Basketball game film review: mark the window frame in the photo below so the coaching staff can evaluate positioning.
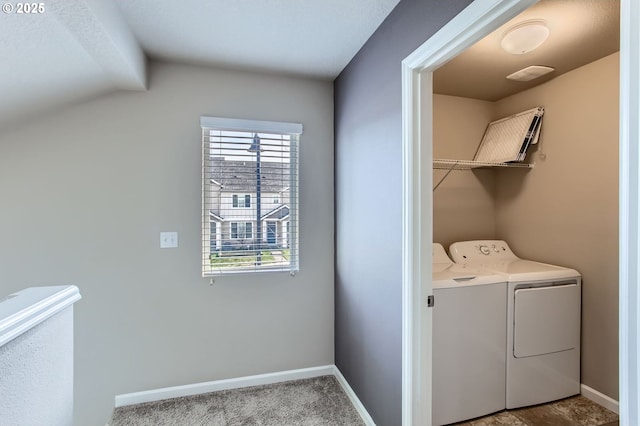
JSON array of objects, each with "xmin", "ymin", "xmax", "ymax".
[
  {"xmin": 210, "ymin": 221, "xmax": 217, "ymax": 252},
  {"xmin": 230, "ymin": 221, "xmax": 253, "ymax": 240},
  {"xmin": 201, "ymin": 117, "xmax": 302, "ymax": 277},
  {"xmin": 232, "ymin": 194, "xmax": 251, "ymax": 208}
]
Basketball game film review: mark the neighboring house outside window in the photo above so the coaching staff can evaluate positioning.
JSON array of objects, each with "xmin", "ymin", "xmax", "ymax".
[{"xmin": 201, "ymin": 117, "xmax": 301, "ymax": 276}]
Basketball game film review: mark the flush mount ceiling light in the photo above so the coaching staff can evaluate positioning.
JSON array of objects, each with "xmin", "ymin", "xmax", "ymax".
[{"xmin": 501, "ymin": 20, "xmax": 549, "ymax": 55}]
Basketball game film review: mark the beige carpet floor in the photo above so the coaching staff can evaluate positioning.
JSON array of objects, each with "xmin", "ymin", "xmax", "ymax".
[{"xmin": 108, "ymin": 375, "xmax": 365, "ymax": 426}]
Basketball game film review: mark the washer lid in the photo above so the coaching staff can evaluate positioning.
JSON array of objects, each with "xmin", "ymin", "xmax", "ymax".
[
  {"xmin": 433, "ymin": 263, "xmax": 505, "ymax": 288},
  {"xmin": 433, "ymin": 243, "xmax": 506, "ymax": 288},
  {"xmin": 476, "ymin": 259, "xmax": 579, "ymax": 282}
]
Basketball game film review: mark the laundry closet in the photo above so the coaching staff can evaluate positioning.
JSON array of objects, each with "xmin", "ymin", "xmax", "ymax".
[{"xmin": 428, "ymin": 0, "xmax": 620, "ymax": 422}]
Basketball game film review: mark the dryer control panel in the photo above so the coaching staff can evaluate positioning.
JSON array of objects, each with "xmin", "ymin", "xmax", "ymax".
[{"xmin": 449, "ymin": 240, "xmax": 518, "ymax": 263}]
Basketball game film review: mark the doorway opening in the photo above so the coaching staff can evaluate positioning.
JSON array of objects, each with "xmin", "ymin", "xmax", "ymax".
[{"xmin": 400, "ymin": 0, "xmax": 638, "ymax": 425}]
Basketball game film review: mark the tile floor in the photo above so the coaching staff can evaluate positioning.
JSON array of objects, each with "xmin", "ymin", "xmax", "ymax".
[{"xmin": 452, "ymin": 396, "xmax": 618, "ymax": 426}]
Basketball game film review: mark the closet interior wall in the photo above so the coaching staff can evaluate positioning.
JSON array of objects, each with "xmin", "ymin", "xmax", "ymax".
[
  {"xmin": 432, "ymin": 94, "xmax": 497, "ymax": 248},
  {"xmin": 432, "ymin": 52, "xmax": 620, "ymax": 401}
]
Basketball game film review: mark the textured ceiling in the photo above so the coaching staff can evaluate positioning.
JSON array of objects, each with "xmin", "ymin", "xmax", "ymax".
[
  {"xmin": 113, "ymin": 0, "xmax": 402, "ymax": 79},
  {"xmin": 1, "ymin": 0, "xmax": 619, "ymax": 131},
  {"xmin": 434, "ymin": 0, "xmax": 620, "ymax": 102},
  {"xmin": 0, "ymin": 0, "xmax": 146, "ymax": 130},
  {"xmin": 0, "ymin": 0, "xmax": 401, "ymax": 131}
]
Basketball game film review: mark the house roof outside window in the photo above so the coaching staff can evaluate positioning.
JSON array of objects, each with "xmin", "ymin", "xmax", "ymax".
[{"xmin": 210, "ymin": 157, "xmax": 290, "ymax": 193}]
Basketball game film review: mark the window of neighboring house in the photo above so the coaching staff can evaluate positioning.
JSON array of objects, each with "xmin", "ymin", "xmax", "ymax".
[
  {"xmin": 201, "ymin": 116, "xmax": 301, "ymax": 276},
  {"xmin": 232, "ymin": 194, "xmax": 251, "ymax": 208},
  {"xmin": 286, "ymin": 221, "xmax": 290, "ymax": 248},
  {"xmin": 210, "ymin": 221, "xmax": 217, "ymax": 252},
  {"xmin": 230, "ymin": 222, "xmax": 253, "ymax": 239}
]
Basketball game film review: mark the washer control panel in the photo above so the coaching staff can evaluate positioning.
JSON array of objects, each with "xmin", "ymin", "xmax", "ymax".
[{"xmin": 449, "ymin": 240, "xmax": 518, "ymax": 263}]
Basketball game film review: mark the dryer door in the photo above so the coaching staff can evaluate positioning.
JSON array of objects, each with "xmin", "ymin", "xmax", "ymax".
[{"xmin": 513, "ymin": 282, "xmax": 580, "ymax": 358}]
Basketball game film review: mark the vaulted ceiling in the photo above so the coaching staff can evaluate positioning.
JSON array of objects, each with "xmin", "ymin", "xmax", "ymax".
[{"xmin": 0, "ymin": 0, "xmax": 401, "ymax": 130}]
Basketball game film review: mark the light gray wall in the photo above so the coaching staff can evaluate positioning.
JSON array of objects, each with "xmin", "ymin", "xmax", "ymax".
[
  {"xmin": 334, "ymin": 1, "xmax": 473, "ymax": 424},
  {"xmin": 0, "ymin": 61, "xmax": 335, "ymax": 425}
]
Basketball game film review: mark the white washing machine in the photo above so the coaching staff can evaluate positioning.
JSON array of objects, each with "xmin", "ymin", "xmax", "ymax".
[
  {"xmin": 431, "ymin": 243, "xmax": 507, "ymax": 425},
  {"xmin": 449, "ymin": 240, "xmax": 581, "ymax": 409}
]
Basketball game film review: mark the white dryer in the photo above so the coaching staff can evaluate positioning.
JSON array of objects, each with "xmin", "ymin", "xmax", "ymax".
[
  {"xmin": 449, "ymin": 240, "xmax": 581, "ymax": 409},
  {"xmin": 431, "ymin": 243, "xmax": 507, "ymax": 425}
]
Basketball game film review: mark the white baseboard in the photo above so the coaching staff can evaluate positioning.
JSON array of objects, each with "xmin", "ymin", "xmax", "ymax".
[
  {"xmin": 114, "ymin": 364, "xmax": 376, "ymax": 425},
  {"xmin": 115, "ymin": 365, "xmax": 334, "ymax": 407},
  {"xmin": 333, "ymin": 366, "xmax": 376, "ymax": 426},
  {"xmin": 581, "ymin": 384, "xmax": 619, "ymax": 414}
]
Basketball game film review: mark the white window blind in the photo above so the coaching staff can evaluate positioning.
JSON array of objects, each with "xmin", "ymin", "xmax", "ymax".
[{"xmin": 201, "ymin": 117, "xmax": 301, "ymax": 276}]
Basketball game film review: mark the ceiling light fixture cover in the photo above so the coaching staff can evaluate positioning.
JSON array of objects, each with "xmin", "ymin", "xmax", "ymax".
[
  {"xmin": 507, "ymin": 65, "xmax": 555, "ymax": 82},
  {"xmin": 501, "ymin": 20, "xmax": 550, "ymax": 55}
]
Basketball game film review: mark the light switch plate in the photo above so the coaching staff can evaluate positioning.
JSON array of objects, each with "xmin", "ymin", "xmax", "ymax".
[{"xmin": 160, "ymin": 232, "xmax": 178, "ymax": 248}]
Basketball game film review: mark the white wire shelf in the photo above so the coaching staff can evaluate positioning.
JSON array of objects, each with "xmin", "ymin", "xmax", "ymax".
[
  {"xmin": 433, "ymin": 159, "xmax": 534, "ymax": 191},
  {"xmin": 433, "ymin": 159, "xmax": 534, "ymax": 170}
]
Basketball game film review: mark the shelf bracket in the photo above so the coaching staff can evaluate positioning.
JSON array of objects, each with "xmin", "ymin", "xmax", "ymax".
[{"xmin": 433, "ymin": 161, "xmax": 458, "ymax": 191}]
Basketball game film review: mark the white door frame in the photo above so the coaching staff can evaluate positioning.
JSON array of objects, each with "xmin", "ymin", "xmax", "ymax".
[
  {"xmin": 618, "ymin": 0, "xmax": 640, "ymax": 424},
  {"xmin": 400, "ymin": 0, "xmax": 640, "ymax": 425}
]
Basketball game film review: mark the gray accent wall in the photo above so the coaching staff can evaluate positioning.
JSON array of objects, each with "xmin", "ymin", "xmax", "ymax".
[{"xmin": 334, "ymin": 1, "xmax": 473, "ymax": 424}]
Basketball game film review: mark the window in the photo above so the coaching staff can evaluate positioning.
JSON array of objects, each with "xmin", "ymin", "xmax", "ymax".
[
  {"xmin": 230, "ymin": 222, "xmax": 252, "ymax": 239},
  {"xmin": 232, "ymin": 194, "xmax": 251, "ymax": 208},
  {"xmin": 210, "ymin": 221, "xmax": 217, "ymax": 252},
  {"xmin": 201, "ymin": 117, "xmax": 301, "ymax": 276}
]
